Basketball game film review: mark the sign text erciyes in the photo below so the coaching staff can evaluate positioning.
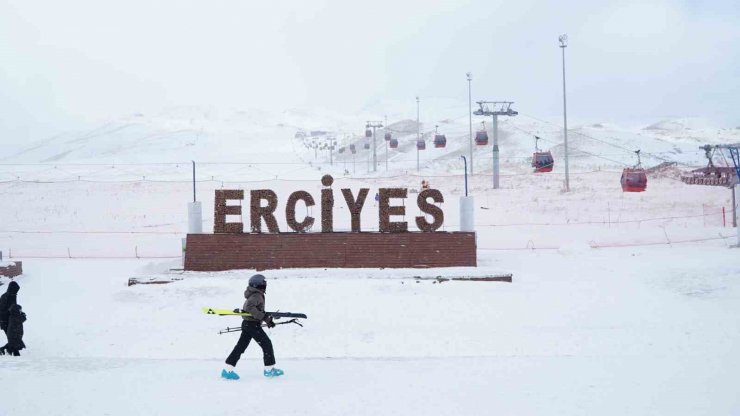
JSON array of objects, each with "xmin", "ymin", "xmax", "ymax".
[{"xmin": 214, "ymin": 175, "xmax": 444, "ymax": 233}]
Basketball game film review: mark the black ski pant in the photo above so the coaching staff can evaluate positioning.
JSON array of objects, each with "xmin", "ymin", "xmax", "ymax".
[{"xmin": 225, "ymin": 320, "xmax": 275, "ymax": 367}]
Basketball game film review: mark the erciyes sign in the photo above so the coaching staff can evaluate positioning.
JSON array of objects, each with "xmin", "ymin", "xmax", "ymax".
[{"xmin": 214, "ymin": 175, "xmax": 444, "ymax": 234}]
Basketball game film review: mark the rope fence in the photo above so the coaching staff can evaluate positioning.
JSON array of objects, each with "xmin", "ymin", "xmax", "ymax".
[
  {"xmin": 4, "ymin": 247, "xmax": 180, "ymax": 260},
  {"xmin": 3, "ymin": 232, "xmax": 734, "ymax": 260}
]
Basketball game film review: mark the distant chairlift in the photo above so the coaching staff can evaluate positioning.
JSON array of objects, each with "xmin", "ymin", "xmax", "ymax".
[
  {"xmin": 475, "ymin": 121, "xmax": 489, "ymax": 145},
  {"xmin": 365, "ymin": 129, "xmax": 372, "ymax": 138},
  {"xmin": 531, "ymin": 136, "xmax": 554, "ymax": 173},
  {"xmin": 417, "ymin": 138, "xmax": 426, "ymax": 150},
  {"xmin": 384, "ymin": 131, "xmax": 392, "ymax": 141},
  {"xmin": 338, "ymin": 146, "xmax": 345, "ymax": 154},
  {"xmin": 364, "ymin": 141, "xmax": 370, "ymax": 150},
  {"xmin": 389, "ymin": 138, "xmax": 399, "ymax": 148},
  {"xmin": 621, "ymin": 150, "xmax": 648, "ymax": 192},
  {"xmin": 350, "ymin": 144, "xmax": 357, "ymax": 154},
  {"xmin": 433, "ymin": 125, "xmax": 447, "ymax": 148}
]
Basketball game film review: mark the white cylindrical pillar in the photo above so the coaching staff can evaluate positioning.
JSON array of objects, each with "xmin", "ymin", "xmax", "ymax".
[
  {"xmin": 188, "ymin": 201, "xmax": 203, "ymax": 234},
  {"xmin": 459, "ymin": 196, "xmax": 475, "ymax": 232}
]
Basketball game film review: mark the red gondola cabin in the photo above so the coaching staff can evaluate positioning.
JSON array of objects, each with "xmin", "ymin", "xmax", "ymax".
[
  {"xmin": 475, "ymin": 129, "xmax": 488, "ymax": 145},
  {"xmin": 621, "ymin": 168, "xmax": 647, "ymax": 192},
  {"xmin": 433, "ymin": 134, "xmax": 447, "ymax": 148},
  {"xmin": 532, "ymin": 151, "xmax": 554, "ymax": 173}
]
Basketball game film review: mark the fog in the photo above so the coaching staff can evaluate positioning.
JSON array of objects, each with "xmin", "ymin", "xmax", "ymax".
[{"xmin": 1, "ymin": 0, "xmax": 738, "ymax": 145}]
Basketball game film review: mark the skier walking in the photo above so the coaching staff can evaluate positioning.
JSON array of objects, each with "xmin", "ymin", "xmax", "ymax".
[
  {"xmin": 0, "ymin": 281, "xmax": 20, "ymax": 354},
  {"xmin": 222, "ymin": 274, "xmax": 284, "ymax": 380}
]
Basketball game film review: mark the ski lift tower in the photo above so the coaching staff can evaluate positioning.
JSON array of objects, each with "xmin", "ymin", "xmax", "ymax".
[
  {"xmin": 716, "ymin": 144, "xmax": 740, "ymax": 247},
  {"xmin": 474, "ymin": 101, "xmax": 518, "ymax": 189},
  {"xmin": 366, "ymin": 121, "xmax": 383, "ymax": 173}
]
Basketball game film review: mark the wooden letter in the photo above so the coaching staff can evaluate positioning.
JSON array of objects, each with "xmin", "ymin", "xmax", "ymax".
[
  {"xmin": 214, "ymin": 190, "xmax": 244, "ymax": 233},
  {"xmin": 379, "ymin": 188, "xmax": 408, "ymax": 233},
  {"xmin": 321, "ymin": 175, "xmax": 334, "ymax": 232},
  {"xmin": 250, "ymin": 190, "xmax": 280, "ymax": 233},
  {"xmin": 342, "ymin": 188, "xmax": 369, "ymax": 232},
  {"xmin": 415, "ymin": 189, "xmax": 444, "ymax": 231},
  {"xmin": 285, "ymin": 191, "xmax": 315, "ymax": 232}
]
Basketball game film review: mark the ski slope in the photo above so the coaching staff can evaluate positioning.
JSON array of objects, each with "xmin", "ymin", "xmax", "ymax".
[{"xmin": 1, "ymin": 244, "xmax": 739, "ymax": 415}]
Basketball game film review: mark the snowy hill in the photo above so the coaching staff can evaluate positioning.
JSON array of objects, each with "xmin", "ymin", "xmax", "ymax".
[{"xmin": 3, "ymin": 107, "xmax": 739, "ymax": 176}]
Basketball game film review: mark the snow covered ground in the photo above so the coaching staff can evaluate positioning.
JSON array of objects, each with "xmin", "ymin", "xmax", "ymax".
[
  {"xmin": 1, "ymin": 244, "xmax": 739, "ymax": 415},
  {"xmin": 1, "ymin": 108, "xmax": 739, "ymax": 415}
]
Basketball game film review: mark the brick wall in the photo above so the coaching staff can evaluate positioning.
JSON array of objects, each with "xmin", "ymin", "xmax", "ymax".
[
  {"xmin": 185, "ymin": 232, "xmax": 476, "ymax": 271},
  {"xmin": 0, "ymin": 261, "xmax": 22, "ymax": 278}
]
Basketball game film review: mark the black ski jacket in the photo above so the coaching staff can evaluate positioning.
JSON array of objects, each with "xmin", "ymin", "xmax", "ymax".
[{"xmin": 0, "ymin": 281, "xmax": 19, "ymax": 331}]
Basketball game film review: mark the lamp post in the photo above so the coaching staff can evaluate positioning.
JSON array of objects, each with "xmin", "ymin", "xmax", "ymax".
[
  {"xmin": 416, "ymin": 96, "xmax": 420, "ymax": 172},
  {"xmin": 329, "ymin": 137, "xmax": 335, "ymax": 166},
  {"xmin": 560, "ymin": 34, "xmax": 571, "ymax": 192},
  {"xmin": 384, "ymin": 115, "xmax": 388, "ymax": 172},
  {"xmin": 474, "ymin": 101, "xmax": 518, "ymax": 189},
  {"xmin": 366, "ymin": 121, "xmax": 384, "ymax": 173},
  {"xmin": 467, "ymin": 72, "xmax": 473, "ymax": 175}
]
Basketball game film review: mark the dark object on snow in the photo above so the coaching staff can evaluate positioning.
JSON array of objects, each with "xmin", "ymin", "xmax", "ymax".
[
  {"xmin": 5, "ymin": 303, "xmax": 26, "ymax": 355},
  {"xmin": 0, "ymin": 281, "xmax": 19, "ymax": 331}
]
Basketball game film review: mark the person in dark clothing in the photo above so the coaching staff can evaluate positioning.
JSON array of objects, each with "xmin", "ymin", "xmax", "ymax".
[
  {"xmin": 0, "ymin": 281, "xmax": 20, "ymax": 354},
  {"xmin": 221, "ymin": 274, "xmax": 283, "ymax": 380},
  {"xmin": 4, "ymin": 303, "xmax": 26, "ymax": 356}
]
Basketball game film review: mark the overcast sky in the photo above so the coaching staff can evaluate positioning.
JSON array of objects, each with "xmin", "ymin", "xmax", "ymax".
[{"xmin": 1, "ymin": 0, "xmax": 738, "ymax": 144}]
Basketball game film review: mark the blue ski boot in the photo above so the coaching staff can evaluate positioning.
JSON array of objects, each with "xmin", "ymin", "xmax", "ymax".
[
  {"xmin": 221, "ymin": 369, "xmax": 240, "ymax": 380},
  {"xmin": 263, "ymin": 367, "xmax": 284, "ymax": 378}
]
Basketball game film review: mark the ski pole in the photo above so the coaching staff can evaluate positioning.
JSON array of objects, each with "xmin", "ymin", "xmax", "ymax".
[{"xmin": 218, "ymin": 319, "xmax": 304, "ymax": 334}]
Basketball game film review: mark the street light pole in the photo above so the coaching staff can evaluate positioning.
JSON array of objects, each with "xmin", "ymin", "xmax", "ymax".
[
  {"xmin": 384, "ymin": 115, "xmax": 388, "ymax": 172},
  {"xmin": 560, "ymin": 34, "xmax": 571, "ymax": 192},
  {"xmin": 329, "ymin": 138, "xmax": 334, "ymax": 166},
  {"xmin": 492, "ymin": 114, "xmax": 499, "ymax": 188},
  {"xmin": 467, "ymin": 72, "xmax": 473, "ymax": 175},
  {"xmin": 416, "ymin": 96, "xmax": 420, "ymax": 173}
]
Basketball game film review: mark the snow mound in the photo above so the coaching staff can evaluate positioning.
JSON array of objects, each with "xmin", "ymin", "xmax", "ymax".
[{"xmin": 643, "ymin": 117, "xmax": 713, "ymax": 132}]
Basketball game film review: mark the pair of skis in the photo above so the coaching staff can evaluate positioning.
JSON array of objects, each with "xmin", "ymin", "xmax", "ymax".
[
  {"xmin": 202, "ymin": 307, "xmax": 307, "ymax": 319},
  {"xmin": 202, "ymin": 307, "xmax": 307, "ymax": 334}
]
